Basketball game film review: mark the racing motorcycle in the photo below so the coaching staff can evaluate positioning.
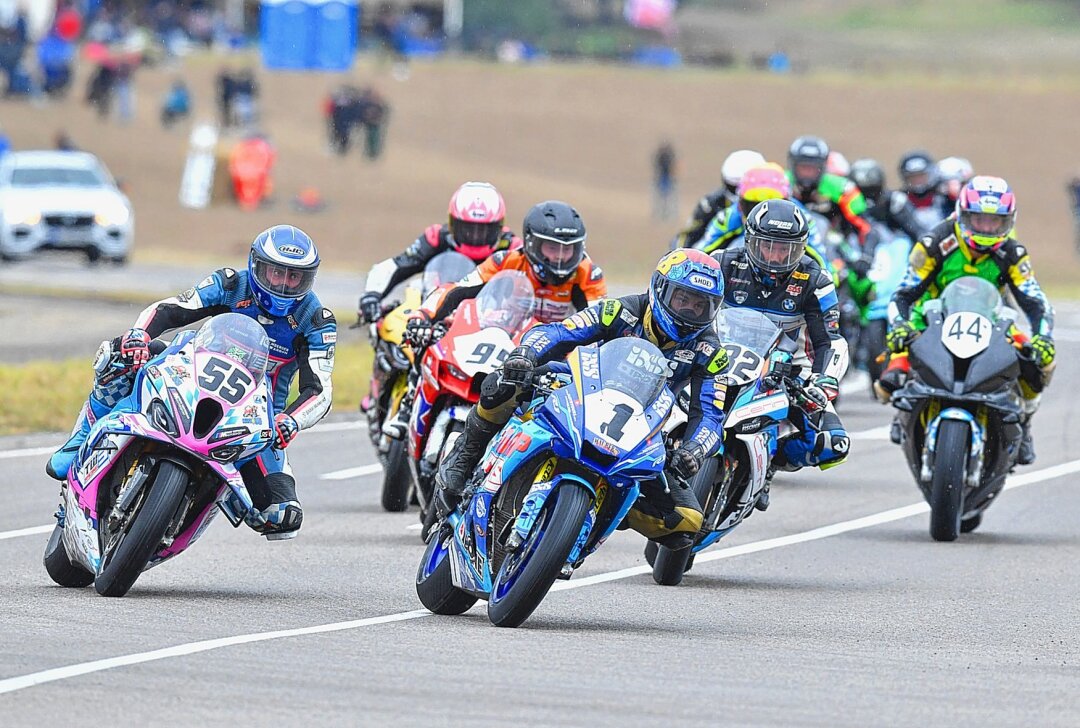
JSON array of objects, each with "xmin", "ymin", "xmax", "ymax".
[
  {"xmin": 408, "ymin": 270, "xmax": 538, "ymax": 529},
  {"xmin": 890, "ymin": 277, "xmax": 1027, "ymax": 541},
  {"xmin": 862, "ymin": 225, "xmax": 912, "ymax": 387},
  {"xmin": 43, "ymin": 314, "xmax": 279, "ymax": 597},
  {"xmin": 361, "ymin": 251, "xmax": 474, "ymax": 512},
  {"xmin": 416, "ymin": 338, "xmax": 676, "ymax": 628},
  {"xmin": 648, "ymin": 308, "xmax": 802, "ymax": 585}
]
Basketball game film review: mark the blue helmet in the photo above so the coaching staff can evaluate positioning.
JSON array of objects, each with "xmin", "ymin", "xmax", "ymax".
[
  {"xmin": 248, "ymin": 225, "xmax": 320, "ymax": 316},
  {"xmin": 648, "ymin": 249, "xmax": 724, "ymax": 343}
]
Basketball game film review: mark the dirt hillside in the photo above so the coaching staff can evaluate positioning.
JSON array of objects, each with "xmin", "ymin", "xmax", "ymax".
[{"xmin": 3, "ymin": 56, "xmax": 1080, "ymax": 289}]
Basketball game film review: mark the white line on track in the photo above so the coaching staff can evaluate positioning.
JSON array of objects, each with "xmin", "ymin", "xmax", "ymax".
[
  {"xmin": 0, "ymin": 525, "xmax": 52, "ymax": 541},
  {"xmin": 319, "ymin": 464, "xmax": 383, "ymax": 481},
  {"xmin": 1, "ymin": 456, "xmax": 1076, "ymax": 696}
]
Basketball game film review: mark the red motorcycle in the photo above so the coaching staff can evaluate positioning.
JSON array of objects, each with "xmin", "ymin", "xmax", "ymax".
[{"xmin": 406, "ymin": 270, "xmax": 538, "ymax": 527}]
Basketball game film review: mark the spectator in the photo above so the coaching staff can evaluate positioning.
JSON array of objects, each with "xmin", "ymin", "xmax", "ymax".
[
  {"xmin": 326, "ymin": 85, "xmax": 358, "ymax": 156},
  {"xmin": 653, "ymin": 141, "xmax": 678, "ymax": 221},
  {"xmin": 85, "ymin": 62, "xmax": 116, "ymax": 118},
  {"xmin": 215, "ymin": 65, "xmax": 234, "ymax": 127},
  {"xmin": 357, "ymin": 86, "xmax": 390, "ymax": 161},
  {"xmin": 0, "ymin": 8, "xmax": 29, "ymax": 96},
  {"xmin": 160, "ymin": 77, "xmax": 191, "ymax": 128},
  {"xmin": 230, "ymin": 68, "xmax": 259, "ymax": 129},
  {"xmin": 38, "ymin": 32, "xmax": 75, "ymax": 98}
]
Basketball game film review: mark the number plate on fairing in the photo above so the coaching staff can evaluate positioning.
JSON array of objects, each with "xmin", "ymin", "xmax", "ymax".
[{"xmin": 941, "ymin": 312, "xmax": 992, "ymax": 359}]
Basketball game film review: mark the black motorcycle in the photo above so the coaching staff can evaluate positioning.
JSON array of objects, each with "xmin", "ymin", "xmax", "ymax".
[{"xmin": 891, "ymin": 277, "xmax": 1029, "ymax": 541}]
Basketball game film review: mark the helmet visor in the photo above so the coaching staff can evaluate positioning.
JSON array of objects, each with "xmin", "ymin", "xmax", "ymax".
[
  {"xmin": 450, "ymin": 219, "xmax": 501, "ymax": 250},
  {"xmin": 252, "ymin": 259, "xmax": 317, "ymax": 300},
  {"xmin": 961, "ymin": 210, "xmax": 1013, "ymax": 238},
  {"xmin": 526, "ymin": 233, "xmax": 585, "ymax": 277},
  {"xmin": 746, "ymin": 232, "xmax": 806, "ymax": 274},
  {"xmin": 658, "ymin": 279, "xmax": 721, "ymax": 329},
  {"xmin": 793, "ymin": 161, "xmax": 823, "ymax": 187}
]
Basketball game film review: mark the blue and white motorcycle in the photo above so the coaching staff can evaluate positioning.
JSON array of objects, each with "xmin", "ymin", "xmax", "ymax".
[
  {"xmin": 863, "ymin": 224, "xmax": 913, "ymax": 387},
  {"xmin": 649, "ymin": 307, "xmax": 801, "ymax": 585},
  {"xmin": 415, "ymin": 338, "xmax": 675, "ymax": 628}
]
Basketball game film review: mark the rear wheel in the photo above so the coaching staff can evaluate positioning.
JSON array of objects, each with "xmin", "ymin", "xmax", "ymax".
[
  {"xmin": 415, "ymin": 530, "xmax": 477, "ymax": 615},
  {"xmin": 43, "ymin": 523, "xmax": 94, "ymax": 587},
  {"xmin": 960, "ymin": 512, "xmax": 983, "ymax": 534},
  {"xmin": 929, "ymin": 420, "xmax": 968, "ymax": 542},
  {"xmin": 652, "ymin": 457, "xmax": 718, "ymax": 586},
  {"xmin": 488, "ymin": 485, "xmax": 591, "ymax": 628},
  {"xmin": 380, "ymin": 437, "xmax": 412, "ymax": 512},
  {"xmin": 95, "ymin": 460, "xmax": 188, "ymax": 597}
]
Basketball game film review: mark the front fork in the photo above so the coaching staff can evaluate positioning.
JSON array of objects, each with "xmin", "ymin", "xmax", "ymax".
[{"xmin": 921, "ymin": 407, "xmax": 985, "ymax": 489}]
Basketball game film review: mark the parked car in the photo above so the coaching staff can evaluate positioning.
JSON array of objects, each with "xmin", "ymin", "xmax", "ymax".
[{"xmin": 0, "ymin": 151, "xmax": 133, "ymax": 264}]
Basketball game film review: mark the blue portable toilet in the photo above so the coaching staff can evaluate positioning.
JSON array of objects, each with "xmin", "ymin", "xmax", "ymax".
[{"xmin": 261, "ymin": 0, "xmax": 359, "ymax": 72}]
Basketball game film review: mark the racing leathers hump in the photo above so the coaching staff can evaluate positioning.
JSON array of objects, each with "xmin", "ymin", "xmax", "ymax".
[
  {"xmin": 518, "ymin": 295, "xmax": 729, "ymax": 458},
  {"xmin": 133, "ymin": 267, "xmax": 335, "ymax": 430},
  {"xmin": 422, "ymin": 249, "xmax": 607, "ymax": 324},
  {"xmin": 363, "ymin": 223, "xmax": 521, "ymax": 302},
  {"xmin": 715, "ymin": 248, "xmax": 849, "ymax": 382},
  {"xmin": 888, "ymin": 217, "xmax": 1054, "ymax": 337}
]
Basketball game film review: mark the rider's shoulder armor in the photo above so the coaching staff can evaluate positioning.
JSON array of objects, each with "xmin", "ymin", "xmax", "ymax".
[{"xmin": 919, "ymin": 217, "xmax": 961, "ymax": 261}]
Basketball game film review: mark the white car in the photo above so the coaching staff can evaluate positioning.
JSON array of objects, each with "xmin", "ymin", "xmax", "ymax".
[{"xmin": 0, "ymin": 150, "xmax": 134, "ymax": 264}]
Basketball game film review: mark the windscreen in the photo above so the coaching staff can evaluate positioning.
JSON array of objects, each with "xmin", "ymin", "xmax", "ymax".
[
  {"xmin": 10, "ymin": 166, "xmax": 106, "ymax": 187},
  {"xmin": 192, "ymin": 313, "xmax": 271, "ymax": 380},
  {"xmin": 714, "ymin": 307, "xmax": 782, "ymax": 356},
  {"xmin": 421, "ymin": 251, "xmax": 475, "ymax": 296},
  {"xmin": 941, "ymin": 277, "xmax": 1001, "ymax": 321},
  {"xmin": 476, "ymin": 270, "xmax": 536, "ymax": 333},
  {"xmin": 597, "ymin": 338, "xmax": 668, "ymax": 407}
]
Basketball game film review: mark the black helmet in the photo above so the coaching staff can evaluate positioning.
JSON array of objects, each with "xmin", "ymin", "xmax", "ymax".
[
  {"xmin": 850, "ymin": 158, "xmax": 886, "ymax": 203},
  {"xmin": 522, "ymin": 200, "xmax": 586, "ymax": 285},
  {"xmin": 787, "ymin": 135, "xmax": 830, "ymax": 190},
  {"xmin": 898, "ymin": 150, "xmax": 937, "ymax": 196},
  {"xmin": 744, "ymin": 199, "xmax": 809, "ymax": 276}
]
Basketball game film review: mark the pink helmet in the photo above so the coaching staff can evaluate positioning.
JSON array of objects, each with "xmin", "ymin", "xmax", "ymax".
[
  {"xmin": 736, "ymin": 163, "xmax": 791, "ymax": 218},
  {"xmin": 447, "ymin": 181, "xmax": 507, "ymax": 260},
  {"xmin": 826, "ymin": 150, "xmax": 851, "ymax": 177}
]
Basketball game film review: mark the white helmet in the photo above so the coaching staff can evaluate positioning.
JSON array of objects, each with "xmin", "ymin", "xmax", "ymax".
[{"xmin": 721, "ymin": 149, "xmax": 767, "ymax": 194}]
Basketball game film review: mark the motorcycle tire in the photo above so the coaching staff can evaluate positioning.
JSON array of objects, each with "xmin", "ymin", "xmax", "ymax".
[
  {"xmin": 488, "ymin": 485, "xmax": 591, "ymax": 628},
  {"xmin": 960, "ymin": 512, "xmax": 983, "ymax": 534},
  {"xmin": 43, "ymin": 523, "xmax": 94, "ymax": 588},
  {"xmin": 380, "ymin": 437, "xmax": 412, "ymax": 512},
  {"xmin": 652, "ymin": 457, "xmax": 718, "ymax": 586},
  {"xmin": 415, "ymin": 530, "xmax": 478, "ymax": 616},
  {"xmin": 929, "ymin": 419, "xmax": 968, "ymax": 542},
  {"xmin": 95, "ymin": 460, "xmax": 188, "ymax": 597}
]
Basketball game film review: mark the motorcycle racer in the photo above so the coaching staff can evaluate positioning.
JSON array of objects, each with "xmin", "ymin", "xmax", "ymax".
[
  {"xmin": 671, "ymin": 149, "xmax": 766, "ymax": 249},
  {"xmin": 47, "ymin": 225, "xmax": 334, "ymax": 539},
  {"xmin": 714, "ymin": 199, "xmax": 851, "ymax": 473},
  {"xmin": 356, "ymin": 181, "xmax": 521, "ymax": 324},
  {"xmin": 435, "ymin": 248, "xmax": 731, "ymax": 550},
  {"xmin": 849, "ymin": 158, "xmax": 927, "ymax": 243},
  {"xmin": 786, "ymin": 135, "xmax": 875, "ymax": 245},
  {"xmin": 879, "ymin": 176, "xmax": 1054, "ymax": 464}
]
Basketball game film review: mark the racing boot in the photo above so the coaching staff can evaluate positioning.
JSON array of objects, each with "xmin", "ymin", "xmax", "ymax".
[
  {"xmin": 628, "ymin": 479, "xmax": 704, "ymax": 552},
  {"xmin": 434, "ymin": 409, "xmax": 501, "ymax": 515},
  {"xmin": 1017, "ymin": 417, "xmax": 1036, "ymax": 466},
  {"xmin": 256, "ymin": 473, "xmax": 303, "ymax": 541},
  {"xmin": 46, "ymin": 397, "xmax": 109, "ymax": 481}
]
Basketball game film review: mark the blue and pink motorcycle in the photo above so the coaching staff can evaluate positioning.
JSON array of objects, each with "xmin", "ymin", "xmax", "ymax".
[{"xmin": 415, "ymin": 337, "xmax": 675, "ymax": 628}]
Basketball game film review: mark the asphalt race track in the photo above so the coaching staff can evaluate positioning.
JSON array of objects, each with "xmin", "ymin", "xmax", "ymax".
[{"xmin": 1, "ymin": 320, "xmax": 1078, "ymax": 725}]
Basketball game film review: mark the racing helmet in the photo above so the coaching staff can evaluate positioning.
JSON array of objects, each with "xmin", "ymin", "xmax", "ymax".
[
  {"xmin": 721, "ymin": 149, "xmax": 767, "ymax": 196},
  {"xmin": 937, "ymin": 156, "xmax": 975, "ymax": 202},
  {"xmin": 744, "ymin": 199, "xmax": 810, "ymax": 276},
  {"xmin": 736, "ymin": 163, "xmax": 791, "ymax": 219},
  {"xmin": 898, "ymin": 150, "xmax": 938, "ymax": 196},
  {"xmin": 787, "ymin": 135, "xmax": 830, "ymax": 190},
  {"xmin": 522, "ymin": 200, "xmax": 586, "ymax": 285},
  {"xmin": 826, "ymin": 150, "xmax": 851, "ymax": 178},
  {"xmin": 850, "ymin": 158, "xmax": 886, "ymax": 204},
  {"xmin": 955, "ymin": 175, "xmax": 1016, "ymax": 253},
  {"xmin": 248, "ymin": 225, "xmax": 320, "ymax": 317},
  {"xmin": 649, "ymin": 249, "xmax": 725, "ymax": 343},
  {"xmin": 448, "ymin": 181, "xmax": 507, "ymax": 261}
]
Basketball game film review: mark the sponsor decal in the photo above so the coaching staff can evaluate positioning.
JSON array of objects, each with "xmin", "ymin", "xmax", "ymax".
[
  {"xmin": 673, "ymin": 349, "xmax": 694, "ymax": 363},
  {"xmin": 620, "ymin": 309, "xmax": 639, "ymax": 325},
  {"xmin": 278, "ymin": 244, "xmax": 306, "ymax": 257},
  {"xmin": 325, "ymin": 345, "xmax": 335, "ymax": 360},
  {"xmin": 211, "ymin": 426, "xmax": 250, "ymax": 443},
  {"xmin": 786, "ymin": 284, "xmax": 803, "ymax": 296},
  {"xmin": 832, "ymin": 435, "xmax": 850, "ymax": 454},
  {"xmin": 474, "ymin": 497, "xmax": 487, "ymax": 518},
  {"xmin": 197, "ymin": 275, "xmax": 216, "ymax": 289},
  {"xmin": 696, "ymin": 341, "xmax": 715, "ymax": 357},
  {"xmin": 322, "ymin": 332, "xmax": 337, "ymax": 344},
  {"xmin": 235, "ymin": 299, "xmax": 254, "ymax": 309},
  {"xmin": 601, "ymin": 299, "xmax": 621, "ymax": 326},
  {"xmin": 591, "ymin": 437, "xmax": 619, "ymax": 456},
  {"xmin": 243, "ymin": 405, "xmax": 258, "ymax": 418},
  {"xmin": 791, "ymin": 270, "xmax": 810, "ymax": 280},
  {"xmin": 176, "ymin": 288, "xmax": 197, "ymax": 303},
  {"xmin": 590, "ymin": 265, "xmax": 604, "ymax": 281},
  {"xmin": 940, "ymin": 236, "xmax": 959, "ymax": 256},
  {"xmin": 767, "ymin": 220, "xmax": 794, "ymax": 230},
  {"xmin": 580, "ymin": 350, "xmax": 600, "ymax": 379},
  {"xmin": 287, "ymin": 315, "xmax": 299, "ymax": 330},
  {"xmin": 782, "ymin": 298, "xmax": 797, "ymax": 312},
  {"xmin": 688, "ymin": 273, "xmax": 716, "ymax": 290},
  {"xmin": 147, "ymin": 365, "xmax": 161, "ymax": 378}
]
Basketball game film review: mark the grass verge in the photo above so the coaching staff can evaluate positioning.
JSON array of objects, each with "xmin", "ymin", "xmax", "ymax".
[{"xmin": 0, "ymin": 341, "xmax": 372, "ymax": 436}]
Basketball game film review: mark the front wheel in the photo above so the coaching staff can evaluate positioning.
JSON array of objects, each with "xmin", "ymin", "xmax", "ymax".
[
  {"xmin": 95, "ymin": 460, "xmax": 188, "ymax": 597},
  {"xmin": 929, "ymin": 420, "xmax": 969, "ymax": 542},
  {"xmin": 415, "ymin": 530, "xmax": 477, "ymax": 615},
  {"xmin": 380, "ymin": 437, "xmax": 412, "ymax": 512},
  {"xmin": 652, "ymin": 457, "xmax": 718, "ymax": 586},
  {"xmin": 43, "ymin": 523, "xmax": 94, "ymax": 587},
  {"xmin": 488, "ymin": 485, "xmax": 592, "ymax": 628}
]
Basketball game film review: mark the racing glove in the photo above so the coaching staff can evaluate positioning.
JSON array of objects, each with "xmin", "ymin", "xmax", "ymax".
[
  {"xmin": 358, "ymin": 293, "xmax": 382, "ymax": 325},
  {"xmin": 403, "ymin": 312, "xmax": 434, "ymax": 348},
  {"xmin": 119, "ymin": 328, "xmax": 152, "ymax": 369},
  {"xmin": 799, "ymin": 374, "xmax": 839, "ymax": 413},
  {"xmin": 1031, "ymin": 334, "xmax": 1055, "ymax": 368},
  {"xmin": 886, "ymin": 320, "xmax": 919, "ymax": 354},
  {"xmin": 666, "ymin": 441, "xmax": 704, "ymax": 483},
  {"xmin": 273, "ymin": 413, "xmax": 300, "ymax": 449},
  {"xmin": 501, "ymin": 346, "xmax": 538, "ymax": 385}
]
